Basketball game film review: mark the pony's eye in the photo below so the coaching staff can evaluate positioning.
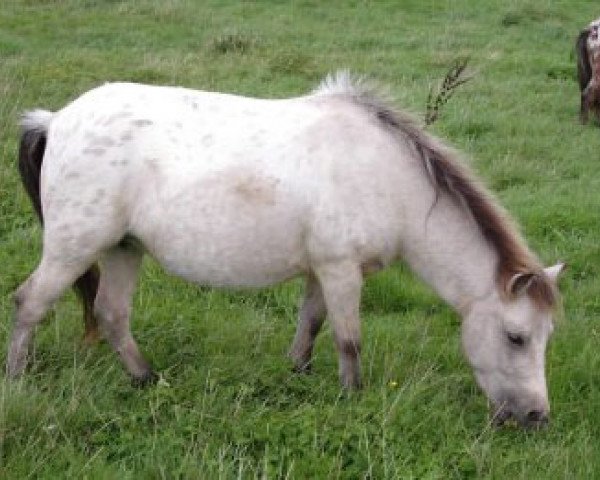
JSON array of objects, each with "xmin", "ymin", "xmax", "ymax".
[{"xmin": 507, "ymin": 333, "xmax": 525, "ymax": 347}]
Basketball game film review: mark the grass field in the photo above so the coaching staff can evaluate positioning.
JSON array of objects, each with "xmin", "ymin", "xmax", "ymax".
[{"xmin": 1, "ymin": 1, "xmax": 600, "ymax": 478}]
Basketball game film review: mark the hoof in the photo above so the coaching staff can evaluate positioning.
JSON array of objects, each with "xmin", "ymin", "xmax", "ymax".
[
  {"xmin": 5, "ymin": 365, "xmax": 25, "ymax": 379},
  {"xmin": 342, "ymin": 381, "xmax": 363, "ymax": 391},
  {"xmin": 292, "ymin": 362, "xmax": 312, "ymax": 374},
  {"xmin": 82, "ymin": 328, "xmax": 103, "ymax": 346},
  {"xmin": 5, "ymin": 354, "xmax": 28, "ymax": 379},
  {"xmin": 130, "ymin": 370, "xmax": 159, "ymax": 388},
  {"xmin": 340, "ymin": 375, "xmax": 362, "ymax": 390}
]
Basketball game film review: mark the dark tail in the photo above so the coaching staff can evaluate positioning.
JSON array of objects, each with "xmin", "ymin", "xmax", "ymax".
[
  {"xmin": 18, "ymin": 111, "xmax": 101, "ymax": 341},
  {"xmin": 576, "ymin": 29, "xmax": 593, "ymax": 123},
  {"xmin": 576, "ymin": 29, "xmax": 592, "ymax": 92}
]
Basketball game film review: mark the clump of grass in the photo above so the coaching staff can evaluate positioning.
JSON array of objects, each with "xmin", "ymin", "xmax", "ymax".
[
  {"xmin": 210, "ymin": 31, "xmax": 258, "ymax": 55},
  {"xmin": 500, "ymin": 5, "xmax": 566, "ymax": 27},
  {"xmin": 546, "ymin": 65, "xmax": 575, "ymax": 81},
  {"xmin": 501, "ymin": 12, "xmax": 523, "ymax": 27},
  {"xmin": 268, "ymin": 51, "xmax": 316, "ymax": 77}
]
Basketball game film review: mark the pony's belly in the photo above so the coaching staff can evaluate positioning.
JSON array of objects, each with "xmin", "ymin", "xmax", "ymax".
[
  {"xmin": 146, "ymin": 231, "xmax": 308, "ymax": 287},
  {"xmin": 131, "ymin": 190, "xmax": 309, "ymax": 288},
  {"xmin": 127, "ymin": 158, "xmax": 315, "ymax": 287}
]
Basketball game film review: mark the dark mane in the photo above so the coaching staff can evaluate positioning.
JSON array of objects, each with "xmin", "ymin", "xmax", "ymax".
[{"xmin": 315, "ymin": 72, "xmax": 557, "ymax": 309}]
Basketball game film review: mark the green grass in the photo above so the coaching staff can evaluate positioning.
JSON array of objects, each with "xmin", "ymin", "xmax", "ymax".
[{"xmin": 1, "ymin": 0, "xmax": 599, "ymax": 478}]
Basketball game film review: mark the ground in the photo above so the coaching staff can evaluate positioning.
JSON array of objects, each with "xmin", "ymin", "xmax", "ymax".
[{"xmin": 0, "ymin": 1, "xmax": 599, "ymax": 478}]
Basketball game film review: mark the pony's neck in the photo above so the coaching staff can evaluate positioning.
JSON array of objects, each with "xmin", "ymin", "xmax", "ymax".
[{"xmin": 401, "ymin": 192, "xmax": 500, "ymax": 315}]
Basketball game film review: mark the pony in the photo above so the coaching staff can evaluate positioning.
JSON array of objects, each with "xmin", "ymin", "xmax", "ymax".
[
  {"xmin": 9, "ymin": 72, "xmax": 563, "ymax": 428},
  {"xmin": 576, "ymin": 17, "xmax": 600, "ymax": 124}
]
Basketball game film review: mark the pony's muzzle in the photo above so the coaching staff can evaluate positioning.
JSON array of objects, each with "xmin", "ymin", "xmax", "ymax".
[{"xmin": 491, "ymin": 400, "xmax": 550, "ymax": 429}]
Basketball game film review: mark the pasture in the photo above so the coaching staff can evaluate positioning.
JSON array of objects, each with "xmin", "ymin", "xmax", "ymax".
[{"xmin": 1, "ymin": 1, "xmax": 599, "ymax": 478}]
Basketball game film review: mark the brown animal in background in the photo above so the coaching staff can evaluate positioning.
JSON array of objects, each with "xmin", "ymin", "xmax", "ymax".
[{"xmin": 576, "ymin": 17, "xmax": 600, "ymax": 124}]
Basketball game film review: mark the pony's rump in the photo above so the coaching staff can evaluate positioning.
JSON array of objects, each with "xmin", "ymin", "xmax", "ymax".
[{"xmin": 18, "ymin": 109, "xmax": 100, "ymax": 339}]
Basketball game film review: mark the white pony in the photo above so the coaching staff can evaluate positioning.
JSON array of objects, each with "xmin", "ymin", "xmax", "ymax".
[{"xmin": 9, "ymin": 72, "xmax": 563, "ymax": 428}]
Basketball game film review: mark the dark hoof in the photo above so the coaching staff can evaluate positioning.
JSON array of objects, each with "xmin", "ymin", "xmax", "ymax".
[
  {"xmin": 82, "ymin": 328, "xmax": 103, "ymax": 346},
  {"xmin": 341, "ymin": 376, "xmax": 362, "ymax": 390},
  {"xmin": 292, "ymin": 362, "xmax": 312, "ymax": 374},
  {"xmin": 342, "ymin": 381, "xmax": 362, "ymax": 391},
  {"xmin": 130, "ymin": 370, "xmax": 159, "ymax": 388}
]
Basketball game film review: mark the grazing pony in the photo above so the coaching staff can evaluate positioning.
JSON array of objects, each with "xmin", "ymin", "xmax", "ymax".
[
  {"xmin": 576, "ymin": 17, "xmax": 600, "ymax": 123},
  {"xmin": 9, "ymin": 72, "xmax": 563, "ymax": 428}
]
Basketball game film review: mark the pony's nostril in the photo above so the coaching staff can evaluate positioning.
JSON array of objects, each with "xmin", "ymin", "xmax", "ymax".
[{"xmin": 526, "ymin": 409, "xmax": 548, "ymax": 424}]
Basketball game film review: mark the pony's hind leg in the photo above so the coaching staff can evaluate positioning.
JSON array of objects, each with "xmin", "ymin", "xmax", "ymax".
[
  {"xmin": 314, "ymin": 260, "xmax": 363, "ymax": 389},
  {"xmin": 93, "ymin": 245, "xmax": 156, "ymax": 386},
  {"xmin": 288, "ymin": 274, "xmax": 326, "ymax": 372},
  {"xmin": 7, "ymin": 257, "xmax": 90, "ymax": 377}
]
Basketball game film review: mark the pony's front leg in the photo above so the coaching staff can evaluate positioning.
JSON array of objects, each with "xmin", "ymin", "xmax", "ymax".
[
  {"xmin": 315, "ymin": 260, "xmax": 362, "ymax": 389},
  {"xmin": 94, "ymin": 246, "xmax": 156, "ymax": 386},
  {"xmin": 289, "ymin": 274, "xmax": 326, "ymax": 372}
]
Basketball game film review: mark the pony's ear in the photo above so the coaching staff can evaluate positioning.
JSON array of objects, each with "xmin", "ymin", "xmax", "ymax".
[
  {"xmin": 507, "ymin": 272, "xmax": 536, "ymax": 297},
  {"xmin": 544, "ymin": 263, "xmax": 566, "ymax": 283}
]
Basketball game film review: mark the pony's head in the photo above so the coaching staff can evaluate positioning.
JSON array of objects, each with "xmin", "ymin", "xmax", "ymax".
[
  {"xmin": 588, "ymin": 19, "xmax": 600, "ymax": 49},
  {"xmin": 461, "ymin": 263, "xmax": 564, "ymax": 428}
]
